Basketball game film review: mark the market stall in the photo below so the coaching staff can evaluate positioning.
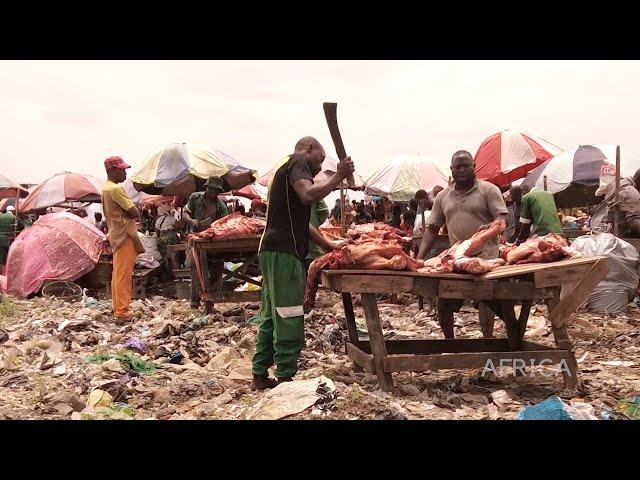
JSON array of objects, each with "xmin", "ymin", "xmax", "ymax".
[
  {"xmin": 321, "ymin": 256, "xmax": 608, "ymax": 393},
  {"xmin": 187, "ymin": 234, "xmax": 262, "ymax": 313}
]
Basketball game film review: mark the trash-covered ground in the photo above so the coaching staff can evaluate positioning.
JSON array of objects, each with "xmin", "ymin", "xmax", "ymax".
[{"xmin": 0, "ymin": 286, "xmax": 639, "ymax": 420}]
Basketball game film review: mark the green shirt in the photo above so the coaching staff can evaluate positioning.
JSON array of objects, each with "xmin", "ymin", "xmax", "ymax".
[
  {"xmin": 307, "ymin": 200, "xmax": 330, "ymax": 260},
  {"xmin": 185, "ymin": 192, "xmax": 229, "ymax": 223},
  {"xmin": 519, "ymin": 190, "xmax": 563, "ymax": 237}
]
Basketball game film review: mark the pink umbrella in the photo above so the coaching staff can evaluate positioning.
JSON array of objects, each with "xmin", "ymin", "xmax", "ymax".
[
  {"xmin": 6, "ymin": 212, "xmax": 105, "ymax": 298},
  {"xmin": 0, "ymin": 174, "xmax": 29, "ymax": 200},
  {"xmin": 474, "ymin": 130, "xmax": 562, "ymax": 187},
  {"xmin": 20, "ymin": 172, "xmax": 104, "ymax": 213},
  {"xmin": 233, "ymin": 184, "xmax": 264, "ymax": 200}
]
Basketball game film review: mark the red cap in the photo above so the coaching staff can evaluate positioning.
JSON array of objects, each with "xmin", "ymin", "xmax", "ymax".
[{"xmin": 104, "ymin": 156, "xmax": 131, "ymax": 170}]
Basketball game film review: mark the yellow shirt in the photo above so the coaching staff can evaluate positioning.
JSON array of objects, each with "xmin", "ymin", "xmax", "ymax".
[{"xmin": 102, "ymin": 180, "xmax": 144, "ymax": 252}]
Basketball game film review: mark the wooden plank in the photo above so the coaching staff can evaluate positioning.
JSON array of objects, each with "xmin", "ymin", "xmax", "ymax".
[
  {"xmin": 203, "ymin": 290, "xmax": 261, "ymax": 303},
  {"xmin": 346, "ymin": 342, "xmax": 375, "ymax": 373},
  {"xmin": 361, "ymin": 293, "xmax": 395, "ymax": 392},
  {"xmin": 548, "ymin": 259, "xmax": 609, "ymax": 328},
  {"xmin": 321, "ymin": 271, "xmax": 342, "ymax": 291},
  {"xmin": 482, "ymin": 256, "xmax": 605, "ymax": 280},
  {"xmin": 322, "ymin": 256, "xmax": 606, "ymax": 282},
  {"xmin": 383, "ymin": 350, "xmax": 572, "ymax": 373},
  {"xmin": 439, "ymin": 279, "xmax": 494, "ymax": 299},
  {"xmin": 521, "ymin": 340, "xmax": 554, "ymax": 351},
  {"xmin": 341, "ymin": 275, "xmax": 413, "ymax": 294},
  {"xmin": 411, "ymin": 277, "xmax": 439, "ymax": 298},
  {"xmin": 365, "ymin": 338, "xmax": 515, "ymax": 354},
  {"xmin": 534, "ymin": 264, "xmax": 592, "ymax": 288}
]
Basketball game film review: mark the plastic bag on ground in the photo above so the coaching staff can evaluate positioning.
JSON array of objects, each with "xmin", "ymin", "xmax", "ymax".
[
  {"xmin": 517, "ymin": 396, "xmax": 598, "ymax": 420},
  {"xmin": 566, "ymin": 233, "xmax": 640, "ymax": 314}
]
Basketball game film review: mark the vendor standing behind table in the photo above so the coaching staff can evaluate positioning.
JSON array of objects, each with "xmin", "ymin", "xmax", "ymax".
[
  {"xmin": 155, "ymin": 204, "xmax": 180, "ymax": 261},
  {"xmin": 354, "ymin": 202, "xmax": 373, "ymax": 224},
  {"xmin": 513, "ymin": 185, "xmax": 563, "ymax": 245},
  {"xmin": 182, "ymin": 176, "xmax": 229, "ymax": 309},
  {"xmin": 590, "ymin": 169, "xmax": 640, "ymax": 236},
  {"xmin": 417, "ymin": 150, "xmax": 508, "ymax": 339}
]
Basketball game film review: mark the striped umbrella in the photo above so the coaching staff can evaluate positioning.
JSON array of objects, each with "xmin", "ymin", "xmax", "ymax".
[
  {"xmin": 131, "ymin": 143, "xmax": 257, "ymax": 196},
  {"xmin": 475, "ymin": 130, "xmax": 562, "ymax": 187},
  {"xmin": 0, "ymin": 174, "xmax": 28, "ymax": 200},
  {"xmin": 20, "ymin": 172, "xmax": 104, "ymax": 213},
  {"xmin": 364, "ymin": 154, "xmax": 451, "ymax": 202},
  {"xmin": 258, "ymin": 155, "xmax": 365, "ymax": 189},
  {"xmin": 522, "ymin": 144, "xmax": 640, "ymax": 207}
]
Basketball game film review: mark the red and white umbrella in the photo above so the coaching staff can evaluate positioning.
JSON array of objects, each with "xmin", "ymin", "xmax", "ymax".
[
  {"xmin": 20, "ymin": 172, "xmax": 104, "ymax": 213},
  {"xmin": 474, "ymin": 130, "xmax": 562, "ymax": 187}
]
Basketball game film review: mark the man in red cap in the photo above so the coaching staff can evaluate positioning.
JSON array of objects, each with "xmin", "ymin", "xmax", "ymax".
[{"xmin": 101, "ymin": 156, "xmax": 145, "ymax": 322}]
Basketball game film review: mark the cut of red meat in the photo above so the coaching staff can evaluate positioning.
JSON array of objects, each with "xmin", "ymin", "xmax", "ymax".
[{"xmin": 188, "ymin": 212, "xmax": 266, "ymax": 240}]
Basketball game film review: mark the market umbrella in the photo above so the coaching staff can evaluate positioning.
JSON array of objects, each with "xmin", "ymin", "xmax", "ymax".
[
  {"xmin": 20, "ymin": 172, "xmax": 104, "ymax": 213},
  {"xmin": 0, "ymin": 174, "xmax": 28, "ymax": 200},
  {"xmin": 258, "ymin": 155, "xmax": 365, "ymax": 189},
  {"xmin": 474, "ymin": 130, "xmax": 562, "ymax": 187},
  {"xmin": 364, "ymin": 154, "xmax": 451, "ymax": 202},
  {"xmin": 233, "ymin": 184, "xmax": 266, "ymax": 200},
  {"xmin": 5, "ymin": 212, "xmax": 105, "ymax": 298},
  {"xmin": 521, "ymin": 144, "xmax": 640, "ymax": 208},
  {"xmin": 131, "ymin": 143, "xmax": 257, "ymax": 196}
]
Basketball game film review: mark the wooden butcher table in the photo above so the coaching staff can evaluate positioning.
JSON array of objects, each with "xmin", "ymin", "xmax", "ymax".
[
  {"xmin": 321, "ymin": 256, "xmax": 609, "ymax": 393},
  {"xmin": 187, "ymin": 234, "xmax": 262, "ymax": 313}
]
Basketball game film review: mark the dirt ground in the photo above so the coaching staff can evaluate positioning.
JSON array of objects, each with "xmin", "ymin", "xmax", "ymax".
[{"xmin": 1, "ymin": 285, "xmax": 638, "ymax": 420}]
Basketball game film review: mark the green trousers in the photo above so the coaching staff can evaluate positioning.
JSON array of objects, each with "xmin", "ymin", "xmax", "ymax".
[{"xmin": 252, "ymin": 251, "xmax": 305, "ymax": 379}]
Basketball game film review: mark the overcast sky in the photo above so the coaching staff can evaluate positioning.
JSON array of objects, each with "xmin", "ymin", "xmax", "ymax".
[{"xmin": 2, "ymin": 60, "xmax": 639, "ymax": 184}]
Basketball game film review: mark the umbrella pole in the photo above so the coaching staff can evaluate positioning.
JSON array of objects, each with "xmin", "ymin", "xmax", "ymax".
[
  {"xmin": 340, "ymin": 182, "xmax": 346, "ymax": 236},
  {"xmin": 614, "ymin": 145, "xmax": 621, "ymax": 237},
  {"xmin": 13, "ymin": 188, "xmax": 19, "ymax": 242},
  {"xmin": 543, "ymin": 175, "xmax": 548, "ymax": 192}
]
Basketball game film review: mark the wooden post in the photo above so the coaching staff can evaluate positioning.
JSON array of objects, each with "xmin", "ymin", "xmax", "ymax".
[
  {"xmin": 543, "ymin": 175, "xmax": 548, "ymax": 192},
  {"xmin": 614, "ymin": 145, "xmax": 621, "ymax": 237},
  {"xmin": 361, "ymin": 293, "xmax": 395, "ymax": 393}
]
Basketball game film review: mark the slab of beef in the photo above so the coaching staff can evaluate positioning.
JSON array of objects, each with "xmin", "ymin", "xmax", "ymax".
[
  {"xmin": 303, "ymin": 239, "xmax": 422, "ymax": 311},
  {"xmin": 505, "ymin": 233, "xmax": 569, "ymax": 264},
  {"xmin": 452, "ymin": 257, "xmax": 505, "ymax": 274},
  {"xmin": 188, "ymin": 212, "xmax": 266, "ymax": 240},
  {"xmin": 418, "ymin": 219, "xmax": 507, "ymax": 274}
]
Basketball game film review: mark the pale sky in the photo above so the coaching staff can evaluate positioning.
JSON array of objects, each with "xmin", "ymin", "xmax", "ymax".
[{"xmin": 2, "ymin": 60, "xmax": 640, "ymax": 185}]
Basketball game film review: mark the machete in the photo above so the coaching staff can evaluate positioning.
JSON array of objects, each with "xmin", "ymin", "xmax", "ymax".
[{"xmin": 323, "ymin": 102, "xmax": 355, "ymax": 188}]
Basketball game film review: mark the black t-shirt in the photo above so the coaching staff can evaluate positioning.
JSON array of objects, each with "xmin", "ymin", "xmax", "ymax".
[{"xmin": 260, "ymin": 154, "xmax": 314, "ymax": 259}]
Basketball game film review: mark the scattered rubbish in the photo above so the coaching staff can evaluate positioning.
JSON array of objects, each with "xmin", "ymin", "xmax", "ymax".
[
  {"xmin": 169, "ymin": 352, "xmax": 184, "ymax": 364},
  {"xmin": 490, "ymin": 390, "xmax": 513, "ymax": 408},
  {"xmin": 615, "ymin": 396, "xmax": 640, "ymax": 419},
  {"xmin": 85, "ymin": 350, "xmax": 157, "ymax": 375},
  {"xmin": 87, "ymin": 389, "xmax": 113, "ymax": 409},
  {"xmin": 517, "ymin": 396, "xmax": 598, "ymax": 420},
  {"xmin": 246, "ymin": 376, "xmax": 336, "ymax": 420},
  {"xmin": 124, "ymin": 336, "xmax": 148, "ymax": 353}
]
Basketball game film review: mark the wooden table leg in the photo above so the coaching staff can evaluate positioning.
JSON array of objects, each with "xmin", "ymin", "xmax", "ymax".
[
  {"xmin": 418, "ymin": 296, "xmax": 424, "ymax": 311},
  {"xmin": 199, "ymin": 249, "xmax": 213, "ymax": 314},
  {"xmin": 342, "ymin": 292, "xmax": 363, "ymax": 372},
  {"xmin": 518, "ymin": 300, "xmax": 533, "ymax": 339},
  {"xmin": 500, "ymin": 301, "xmax": 522, "ymax": 351},
  {"xmin": 361, "ymin": 293, "xmax": 395, "ymax": 393},
  {"xmin": 546, "ymin": 289, "xmax": 578, "ymax": 389}
]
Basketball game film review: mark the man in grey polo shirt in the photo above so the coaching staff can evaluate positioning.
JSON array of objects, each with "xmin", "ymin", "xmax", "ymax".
[{"xmin": 417, "ymin": 150, "xmax": 508, "ymax": 338}]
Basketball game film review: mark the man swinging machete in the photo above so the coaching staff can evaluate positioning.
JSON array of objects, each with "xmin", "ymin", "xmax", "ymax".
[{"xmin": 251, "ymin": 137, "xmax": 354, "ymax": 390}]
